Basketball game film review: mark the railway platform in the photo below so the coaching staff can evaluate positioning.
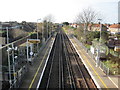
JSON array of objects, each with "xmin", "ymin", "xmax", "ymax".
[
  {"xmin": 19, "ymin": 34, "xmax": 56, "ymax": 89},
  {"xmin": 68, "ymin": 35, "xmax": 119, "ymax": 89}
]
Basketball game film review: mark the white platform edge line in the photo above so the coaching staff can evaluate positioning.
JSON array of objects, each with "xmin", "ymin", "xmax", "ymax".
[
  {"xmin": 36, "ymin": 37, "xmax": 56, "ymax": 89},
  {"xmin": 68, "ymin": 36, "xmax": 101, "ymax": 90},
  {"xmin": 108, "ymin": 77, "xmax": 118, "ymax": 88}
]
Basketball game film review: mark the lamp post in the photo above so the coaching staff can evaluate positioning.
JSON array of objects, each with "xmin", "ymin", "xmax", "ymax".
[
  {"xmin": 11, "ymin": 43, "xmax": 16, "ymax": 88},
  {"xmin": 47, "ymin": 21, "xmax": 49, "ymax": 39},
  {"xmin": 96, "ymin": 19, "xmax": 102, "ymax": 67},
  {"xmin": 37, "ymin": 19, "xmax": 41, "ymax": 40},
  {"xmin": 41, "ymin": 20, "xmax": 45, "ymax": 44},
  {"xmin": 7, "ymin": 47, "xmax": 12, "ymax": 87},
  {"xmin": 37, "ymin": 19, "xmax": 41, "ymax": 53}
]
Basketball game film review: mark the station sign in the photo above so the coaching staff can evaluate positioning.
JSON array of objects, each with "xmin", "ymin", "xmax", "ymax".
[
  {"xmin": 27, "ymin": 39, "xmax": 40, "ymax": 44},
  {"xmin": 30, "ymin": 52, "xmax": 33, "ymax": 56}
]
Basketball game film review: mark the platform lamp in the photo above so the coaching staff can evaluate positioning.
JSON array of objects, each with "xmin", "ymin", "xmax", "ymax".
[{"xmin": 37, "ymin": 18, "xmax": 41, "ymax": 53}]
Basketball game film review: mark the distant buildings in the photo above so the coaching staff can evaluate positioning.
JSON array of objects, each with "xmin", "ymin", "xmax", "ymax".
[
  {"xmin": 88, "ymin": 24, "xmax": 108, "ymax": 32},
  {"xmin": 70, "ymin": 23, "xmax": 120, "ymax": 34},
  {"xmin": 108, "ymin": 24, "xmax": 120, "ymax": 34},
  {"xmin": 70, "ymin": 23, "xmax": 79, "ymax": 28}
]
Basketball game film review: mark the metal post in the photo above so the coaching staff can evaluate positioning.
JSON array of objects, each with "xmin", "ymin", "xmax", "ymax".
[
  {"xmin": 96, "ymin": 49, "xmax": 99, "ymax": 67},
  {"xmin": 51, "ymin": 23, "xmax": 53, "ymax": 35},
  {"xmin": 37, "ymin": 20, "xmax": 39, "ymax": 53},
  {"xmin": 37, "ymin": 21, "xmax": 39, "ymax": 40},
  {"xmin": 96, "ymin": 19, "xmax": 102, "ymax": 67},
  {"xmin": 107, "ymin": 68, "xmax": 109, "ymax": 75},
  {"xmin": 30, "ymin": 44, "xmax": 33, "ymax": 62},
  {"xmin": 12, "ymin": 43, "xmax": 16, "ymax": 88},
  {"xmin": 42, "ymin": 23, "xmax": 44, "ymax": 44},
  {"xmin": 50, "ymin": 22, "xmax": 52, "ymax": 37},
  {"xmin": 7, "ymin": 47, "xmax": 12, "ymax": 88},
  {"xmin": 42, "ymin": 23, "xmax": 45, "ymax": 44},
  {"xmin": 6, "ymin": 27, "xmax": 9, "ymax": 44},
  {"xmin": 37, "ymin": 19, "xmax": 41, "ymax": 53},
  {"xmin": 27, "ymin": 39, "xmax": 29, "ymax": 61},
  {"xmin": 47, "ymin": 22, "xmax": 49, "ymax": 39}
]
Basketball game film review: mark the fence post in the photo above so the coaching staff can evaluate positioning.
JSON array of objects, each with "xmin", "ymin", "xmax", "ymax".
[{"xmin": 107, "ymin": 68, "xmax": 109, "ymax": 75}]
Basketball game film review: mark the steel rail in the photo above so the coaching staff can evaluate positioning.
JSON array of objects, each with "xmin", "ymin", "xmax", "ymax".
[
  {"xmin": 68, "ymin": 37, "xmax": 97, "ymax": 89},
  {"xmin": 66, "ymin": 35, "xmax": 89, "ymax": 89},
  {"xmin": 65, "ymin": 33, "xmax": 97, "ymax": 89},
  {"xmin": 46, "ymin": 34, "xmax": 59, "ymax": 89},
  {"xmin": 59, "ymin": 32, "xmax": 62, "ymax": 89},
  {"xmin": 62, "ymin": 32, "xmax": 77, "ymax": 89},
  {"xmin": 61, "ymin": 33, "xmax": 64, "ymax": 89}
]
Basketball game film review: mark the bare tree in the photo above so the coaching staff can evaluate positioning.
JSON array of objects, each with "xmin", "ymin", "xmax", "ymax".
[
  {"xmin": 75, "ymin": 7, "xmax": 98, "ymax": 43},
  {"xmin": 76, "ymin": 7, "xmax": 98, "ymax": 31},
  {"xmin": 43, "ymin": 14, "xmax": 55, "ymax": 23}
]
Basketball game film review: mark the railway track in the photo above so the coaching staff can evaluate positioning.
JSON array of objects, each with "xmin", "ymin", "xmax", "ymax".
[
  {"xmin": 63, "ymin": 32, "xmax": 97, "ymax": 89},
  {"xmin": 38, "ymin": 29, "xmax": 97, "ymax": 89},
  {"xmin": 39, "ymin": 32, "xmax": 64, "ymax": 88}
]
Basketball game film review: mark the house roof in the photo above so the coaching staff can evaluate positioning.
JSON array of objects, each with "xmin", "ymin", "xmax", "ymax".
[
  {"xmin": 92, "ymin": 24, "xmax": 100, "ymax": 27},
  {"xmin": 89, "ymin": 24, "xmax": 107, "ymax": 28},
  {"xmin": 109, "ymin": 24, "xmax": 120, "ymax": 28}
]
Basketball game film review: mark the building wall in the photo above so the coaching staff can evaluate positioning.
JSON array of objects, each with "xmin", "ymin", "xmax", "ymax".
[
  {"xmin": 109, "ymin": 28, "xmax": 119, "ymax": 34},
  {"xmin": 89, "ymin": 26, "xmax": 107, "ymax": 32},
  {"xmin": 91, "ymin": 27, "xmax": 100, "ymax": 31}
]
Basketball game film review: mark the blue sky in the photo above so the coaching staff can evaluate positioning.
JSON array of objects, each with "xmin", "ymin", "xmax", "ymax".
[{"xmin": 0, "ymin": 0, "xmax": 119, "ymax": 24}]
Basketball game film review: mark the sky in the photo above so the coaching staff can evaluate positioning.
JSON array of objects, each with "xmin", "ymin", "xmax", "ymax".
[{"xmin": 0, "ymin": 0, "xmax": 119, "ymax": 24}]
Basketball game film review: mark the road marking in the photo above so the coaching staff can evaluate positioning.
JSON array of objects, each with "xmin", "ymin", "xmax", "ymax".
[
  {"xmin": 70, "ymin": 38, "xmax": 109, "ymax": 89},
  {"xmin": 28, "ymin": 46, "xmax": 50, "ymax": 90}
]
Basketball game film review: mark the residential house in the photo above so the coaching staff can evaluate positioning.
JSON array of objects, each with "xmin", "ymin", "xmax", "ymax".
[
  {"xmin": 109, "ymin": 24, "xmax": 120, "ymax": 34},
  {"xmin": 70, "ymin": 23, "xmax": 80, "ymax": 28},
  {"xmin": 88, "ymin": 23, "xmax": 108, "ymax": 32}
]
